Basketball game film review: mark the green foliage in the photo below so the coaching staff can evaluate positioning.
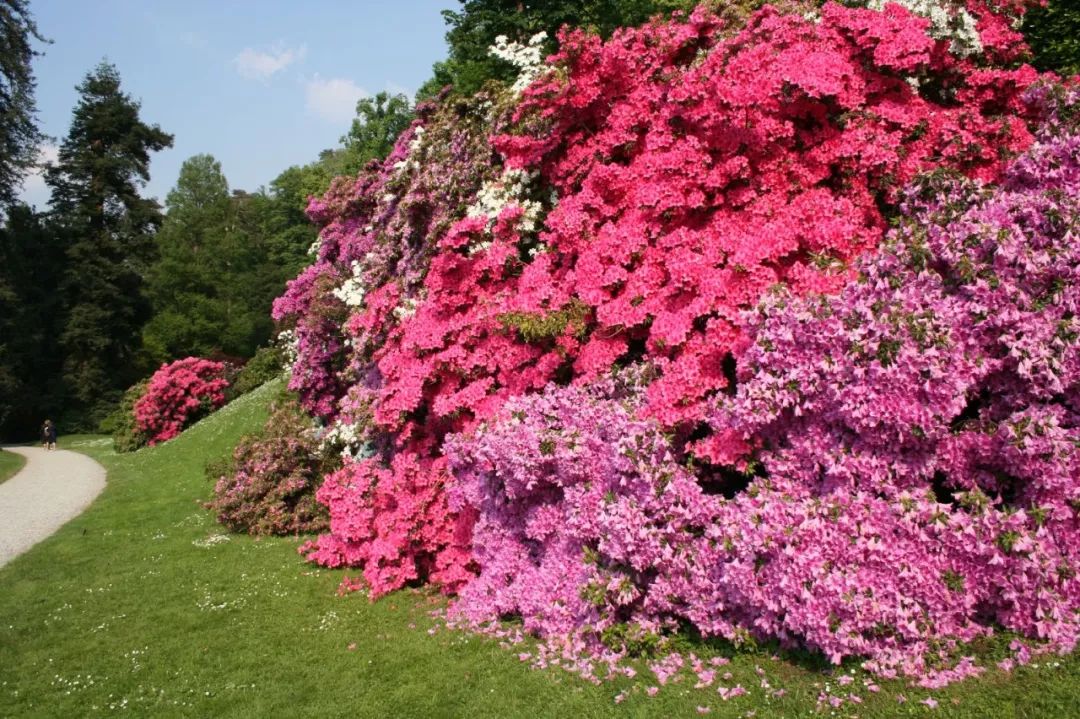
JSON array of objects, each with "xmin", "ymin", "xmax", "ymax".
[
  {"xmin": 230, "ymin": 345, "xmax": 284, "ymax": 397},
  {"xmin": 98, "ymin": 378, "xmax": 149, "ymax": 453},
  {"xmin": 0, "ymin": 0, "xmax": 47, "ymax": 207},
  {"xmin": 142, "ymin": 155, "xmax": 274, "ymax": 362},
  {"xmin": 0, "ymin": 205, "xmax": 65, "ymax": 440},
  {"xmin": 498, "ymin": 299, "xmax": 590, "ymax": 342},
  {"xmin": 1023, "ymin": 0, "xmax": 1080, "ymax": 77},
  {"xmin": 46, "ymin": 61, "xmax": 173, "ymax": 429},
  {"xmin": 334, "ymin": 91, "xmax": 414, "ymax": 177}
]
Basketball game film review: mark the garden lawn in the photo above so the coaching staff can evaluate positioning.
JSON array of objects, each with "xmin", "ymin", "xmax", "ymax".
[
  {"xmin": 0, "ymin": 380, "xmax": 1076, "ymax": 718},
  {"xmin": 0, "ymin": 448, "xmax": 26, "ymax": 485}
]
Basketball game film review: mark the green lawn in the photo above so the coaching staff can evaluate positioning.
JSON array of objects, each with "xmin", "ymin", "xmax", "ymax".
[
  {"xmin": 0, "ymin": 447, "xmax": 27, "ymax": 485},
  {"xmin": 0, "ymin": 379, "xmax": 1076, "ymax": 718}
]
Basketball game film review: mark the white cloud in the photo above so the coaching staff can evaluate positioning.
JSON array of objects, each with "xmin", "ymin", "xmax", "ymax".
[
  {"xmin": 234, "ymin": 44, "xmax": 306, "ymax": 81},
  {"xmin": 18, "ymin": 142, "xmax": 59, "ymax": 210},
  {"xmin": 305, "ymin": 75, "xmax": 368, "ymax": 124}
]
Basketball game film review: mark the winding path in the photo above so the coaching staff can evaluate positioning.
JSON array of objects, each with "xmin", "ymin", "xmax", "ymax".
[{"xmin": 0, "ymin": 446, "xmax": 106, "ymax": 568}]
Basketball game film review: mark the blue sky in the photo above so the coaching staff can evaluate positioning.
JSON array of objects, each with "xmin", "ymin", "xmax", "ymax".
[{"xmin": 20, "ymin": 0, "xmax": 455, "ymax": 209}]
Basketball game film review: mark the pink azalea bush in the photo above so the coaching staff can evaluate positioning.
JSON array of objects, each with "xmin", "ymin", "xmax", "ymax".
[
  {"xmin": 133, "ymin": 357, "xmax": 229, "ymax": 445},
  {"xmin": 444, "ymin": 89, "xmax": 1080, "ymax": 682},
  {"xmin": 493, "ymin": 0, "xmax": 1039, "ymax": 428},
  {"xmin": 206, "ymin": 393, "xmax": 331, "ymax": 536},
  {"xmin": 275, "ymin": 1, "xmax": 1044, "ymax": 600}
]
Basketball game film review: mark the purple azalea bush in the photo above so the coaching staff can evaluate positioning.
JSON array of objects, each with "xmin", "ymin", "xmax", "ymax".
[{"xmin": 445, "ymin": 87, "xmax": 1080, "ymax": 684}]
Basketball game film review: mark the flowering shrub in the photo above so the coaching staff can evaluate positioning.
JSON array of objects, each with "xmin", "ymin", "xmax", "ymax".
[
  {"xmin": 133, "ymin": 357, "xmax": 229, "ymax": 445},
  {"xmin": 703, "ymin": 88, "xmax": 1080, "ymax": 676},
  {"xmin": 206, "ymin": 392, "xmax": 331, "ymax": 536},
  {"xmin": 493, "ymin": 1, "xmax": 1041, "ymax": 427},
  {"xmin": 443, "ymin": 92, "xmax": 1080, "ymax": 682},
  {"xmin": 273, "ymin": 1, "xmax": 1045, "ymax": 600},
  {"xmin": 445, "ymin": 371, "xmax": 723, "ymax": 673}
]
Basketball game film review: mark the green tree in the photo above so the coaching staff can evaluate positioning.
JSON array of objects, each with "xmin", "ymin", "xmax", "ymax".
[
  {"xmin": 46, "ymin": 61, "xmax": 173, "ymax": 427},
  {"xmin": 0, "ymin": 204, "xmax": 64, "ymax": 438},
  {"xmin": 143, "ymin": 153, "xmax": 232, "ymax": 361},
  {"xmin": 144, "ymin": 156, "xmax": 312, "ymax": 364},
  {"xmin": 1023, "ymin": 0, "xmax": 1080, "ymax": 77},
  {"xmin": 254, "ymin": 162, "xmax": 327, "ymax": 275},
  {"xmin": 0, "ymin": 0, "xmax": 47, "ymax": 208},
  {"xmin": 336, "ymin": 91, "xmax": 413, "ymax": 176}
]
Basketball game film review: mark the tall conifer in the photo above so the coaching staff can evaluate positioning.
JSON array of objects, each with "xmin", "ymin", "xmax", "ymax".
[{"xmin": 46, "ymin": 62, "xmax": 172, "ymax": 426}]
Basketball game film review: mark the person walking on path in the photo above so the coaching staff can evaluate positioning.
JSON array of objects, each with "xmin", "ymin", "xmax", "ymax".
[{"xmin": 40, "ymin": 420, "xmax": 58, "ymax": 451}]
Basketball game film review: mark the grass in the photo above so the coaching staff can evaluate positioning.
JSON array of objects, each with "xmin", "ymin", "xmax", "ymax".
[
  {"xmin": 0, "ymin": 447, "xmax": 27, "ymax": 485},
  {"xmin": 0, "ymin": 379, "xmax": 1077, "ymax": 717}
]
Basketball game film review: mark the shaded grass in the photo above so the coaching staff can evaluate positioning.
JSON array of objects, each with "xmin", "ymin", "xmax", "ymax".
[
  {"xmin": 0, "ymin": 447, "xmax": 27, "ymax": 485},
  {"xmin": 0, "ymin": 378, "xmax": 1077, "ymax": 717}
]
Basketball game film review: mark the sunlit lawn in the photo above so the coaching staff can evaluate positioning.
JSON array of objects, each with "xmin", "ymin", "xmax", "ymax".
[
  {"xmin": 0, "ymin": 447, "xmax": 27, "ymax": 485},
  {"xmin": 0, "ymin": 380, "xmax": 1077, "ymax": 718}
]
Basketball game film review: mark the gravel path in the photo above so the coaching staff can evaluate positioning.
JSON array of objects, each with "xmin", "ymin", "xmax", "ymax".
[{"xmin": 0, "ymin": 447, "xmax": 106, "ymax": 568}]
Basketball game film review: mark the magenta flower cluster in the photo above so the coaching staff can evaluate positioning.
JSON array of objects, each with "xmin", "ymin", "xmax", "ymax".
[
  {"xmin": 705, "ymin": 91, "xmax": 1080, "ymax": 674},
  {"xmin": 133, "ymin": 357, "xmax": 229, "ymax": 445},
  {"xmin": 445, "ymin": 371, "xmax": 717, "ymax": 660}
]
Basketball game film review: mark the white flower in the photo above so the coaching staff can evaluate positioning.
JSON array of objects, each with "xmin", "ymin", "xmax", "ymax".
[
  {"xmin": 392, "ymin": 125, "xmax": 427, "ymax": 175},
  {"xmin": 392, "ymin": 293, "xmax": 423, "ymax": 321},
  {"xmin": 489, "ymin": 31, "xmax": 549, "ymax": 94},
  {"xmin": 319, "ymin": 418, "xmax": 371, "ymax": 459},
  {"xmin": 276, "ymin": 329, "xmax": 299, "ymax": 371},
  {"xmin": 332, "ymin": 260, "xmax": 367, "ymax": 308},
  {"xmin": 465, "ymin": 167, "xmax": 552, "ymax": 255}
]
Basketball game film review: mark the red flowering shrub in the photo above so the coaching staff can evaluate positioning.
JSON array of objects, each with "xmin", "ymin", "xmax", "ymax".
[
  {"xmin": 133, "ymin": 357, "xmax": 229, "ymax": 445},
  {"xmin": 206, "ymin": 393, "xmax": 331, "ymax": 535},
  {"xmin": 274, "ymin": 2, "xmax": 1046, "ymax": 600},
  {"xmin": 493, "ymin": 1, "xmax": 1040, "ymax": 427},
  {"xmin": 299, "ymin": 451, "xmax": 477, "ymax": 596}
]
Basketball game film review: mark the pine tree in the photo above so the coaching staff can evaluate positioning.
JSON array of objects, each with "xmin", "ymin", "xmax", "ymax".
[
  {"xmin": 46, "ymin": 61, "xmax": 172, "ymax": 427},
  {"xmin": 0, "ymin": 0, "xmax": 47, "ymax": 208}
]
